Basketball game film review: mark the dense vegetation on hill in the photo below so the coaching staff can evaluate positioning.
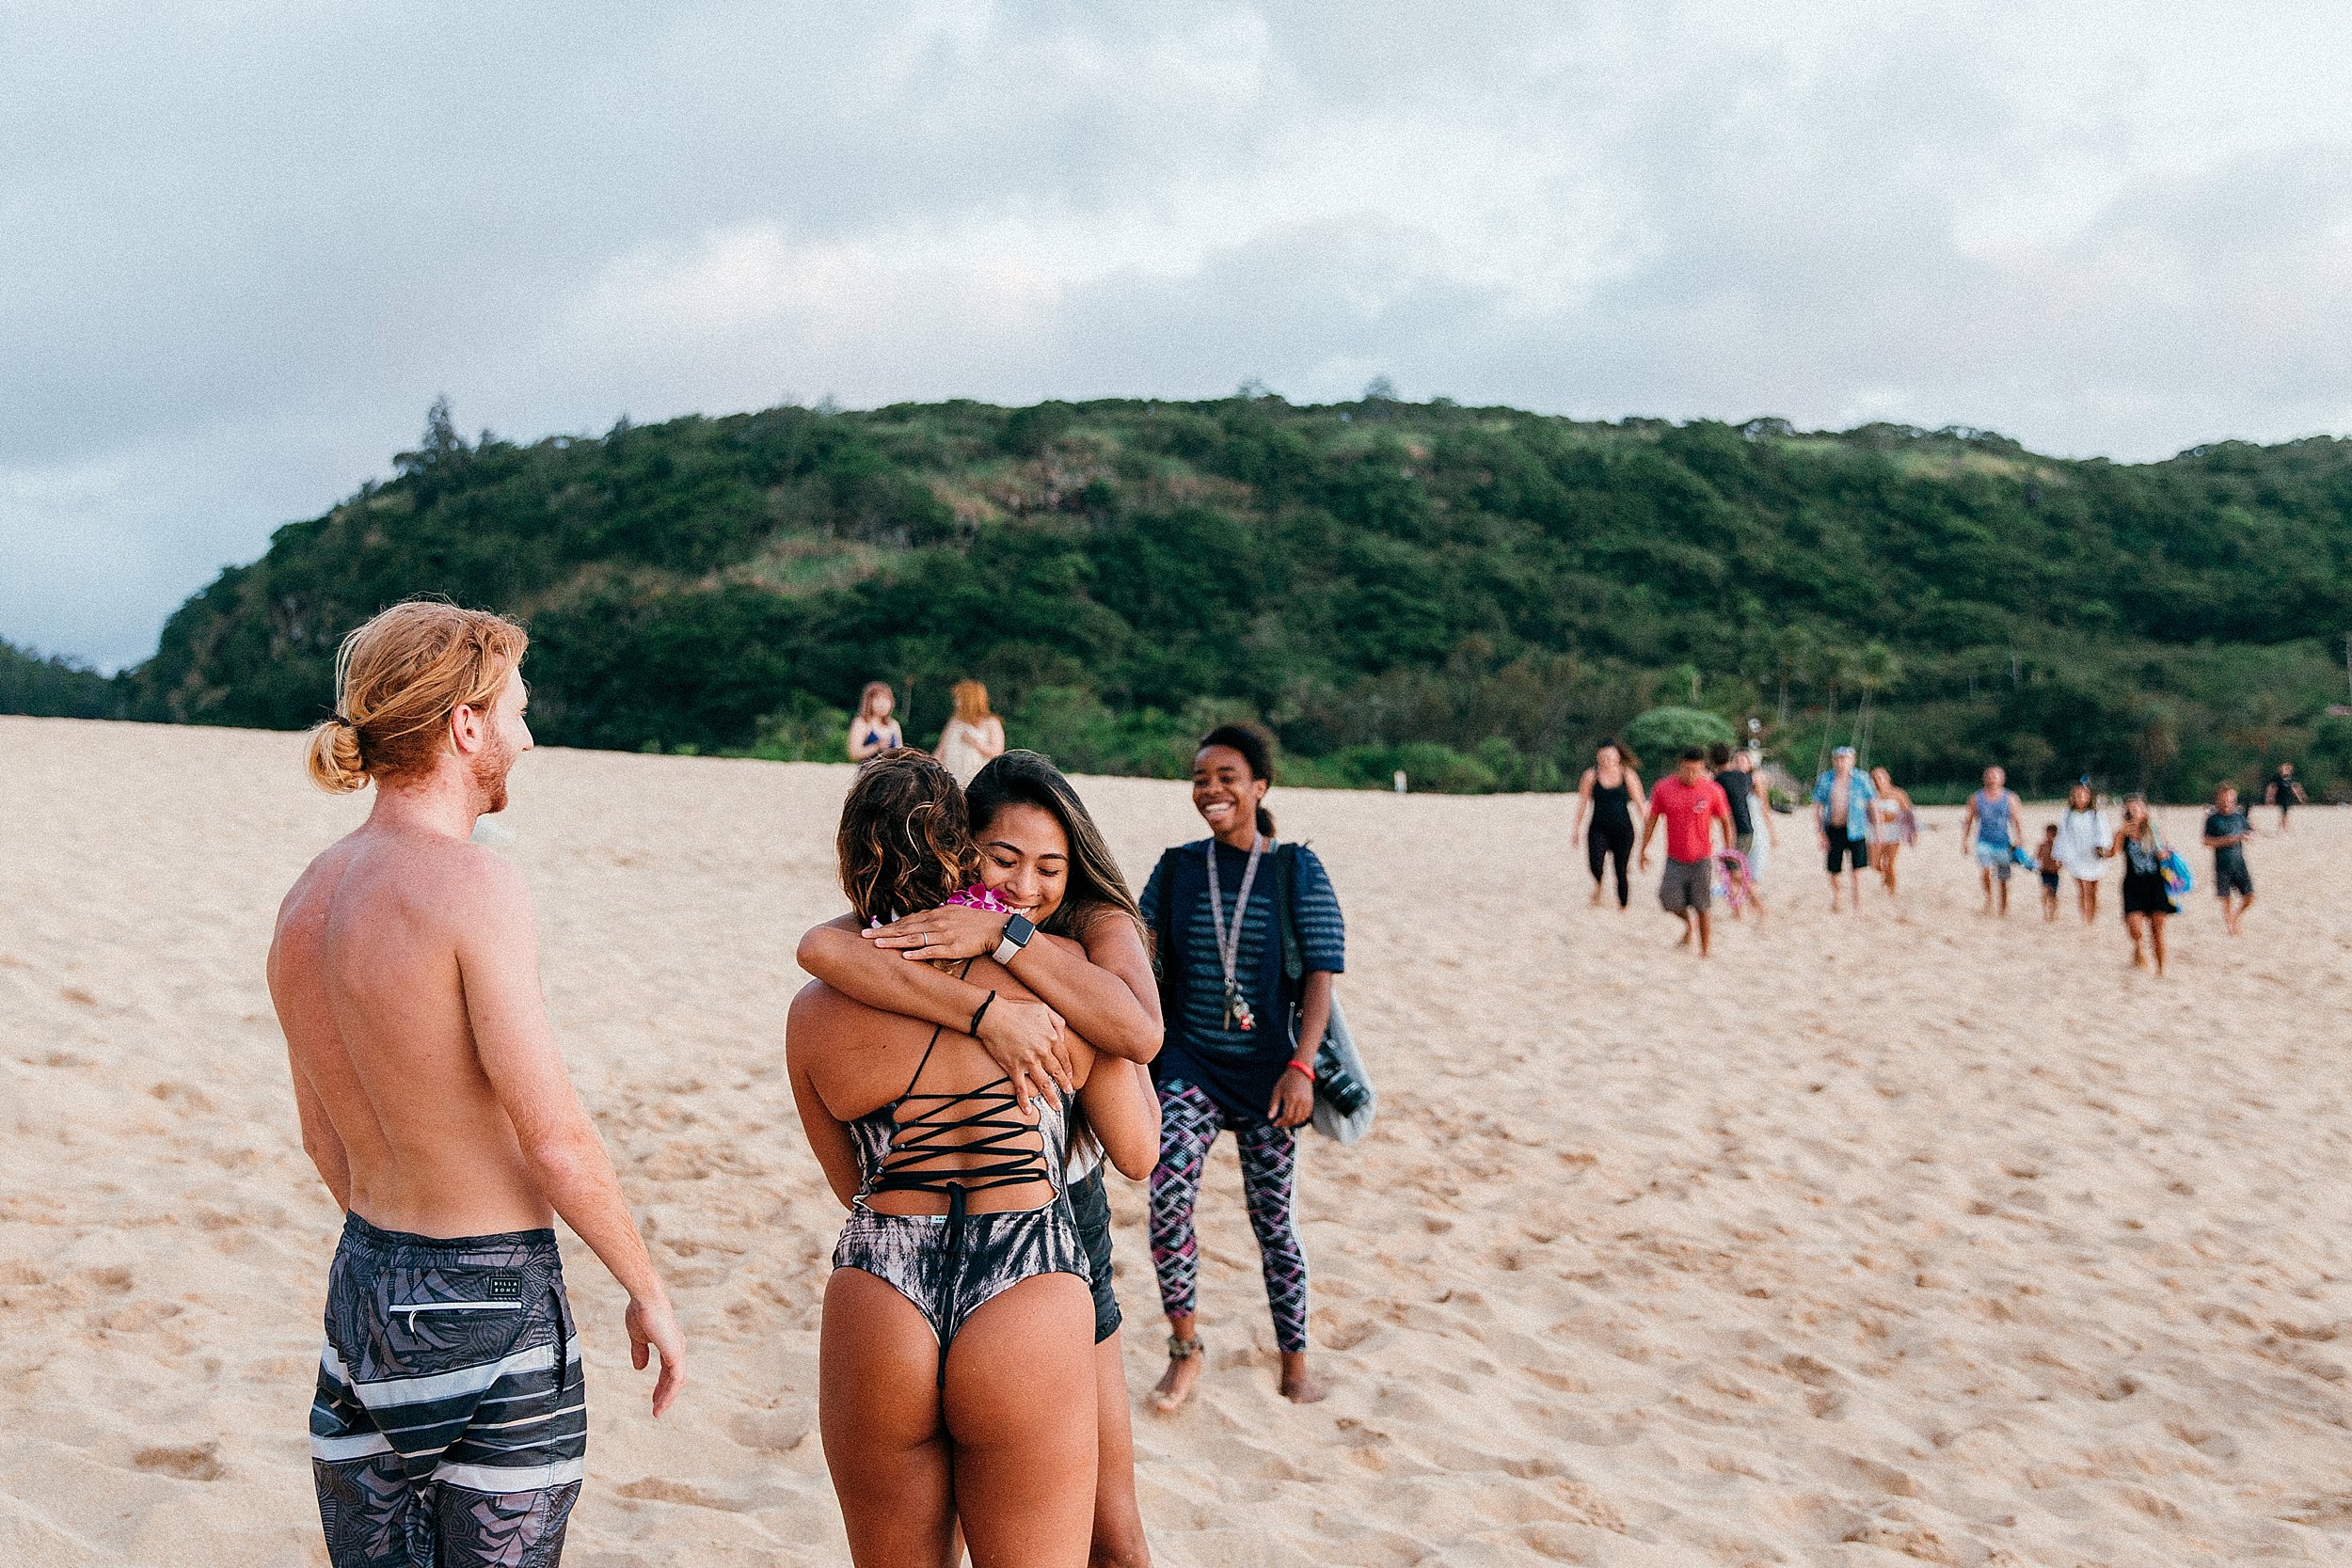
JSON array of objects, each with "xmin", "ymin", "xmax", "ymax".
[
  {"xmin": 43, "ymin": 394, "xmax": 2352, "ymax": 799},
  {"xmin": 1, "ymin": 640, "xmax": 117, "ymax": 720}
]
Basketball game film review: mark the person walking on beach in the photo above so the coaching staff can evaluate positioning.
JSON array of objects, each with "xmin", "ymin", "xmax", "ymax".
[
  {"xmin": 1810, "ymin": 745, "xmax": 1875, "ymax": 914},
  {"xmin": 2053, "ymin": 782, "xmax": 2112, "ymax": 926},
  {"xmin": 2035, "ymin": 823, "xmax": 2064, "ymax": 921},
  {"xmin": 2100, "ymin": 793, "xmax": 2177, "ymax": 974},
  {"xmin": 1867, "ymin": 765, "xmax": 1915, "ymax": 896},
  {"xmin": 1571, "ymin": 739, "xmax": 1645, "ymax": 910},
  {"xmin": 2265, "ymin": 762, "xmax": 2306, "ymax": 832},
  {"xmin": 799, "ymin": 750, "xmax": 1165, "ymax": 1567},
  {"xmin": 787, "ymin": 752, "xmax": 1160, "ymax": 1567},
  {"xmin": 848, "ymin": 681, "xmax": 905, "ymax": 761},
  {"xmin": 1962, "ymin": 766, "xmax": 2025, "ymax": 916},
  {"xmin": 934, "ymin": 679, "xmax": 1007, "ymax": 786},
  {"xmin": 2204, "ymin": 783, "xmax": 2257, "ymax": 936},
  {"xmin": 1640, "ymin": 748, "xmax": 1735, "ymax": 956},
  {"xmin": 1710, "ymin": 743, "xmax": 1772, "ymax": 924},
  {"xmin": 1142, "ymin": 725, "xmax": 1343, "ymax": 1413},
  {"xmin": 268, "ymin": 602, "xmax": 685, "ymax": 1568}
]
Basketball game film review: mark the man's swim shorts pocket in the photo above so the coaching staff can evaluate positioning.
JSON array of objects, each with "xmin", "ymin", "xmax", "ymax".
[
  {"xmin": 385, "ymin": 1267, "xmax": 541, "ymax": 1349},
  {"xmin": 389, "ymin": 1297, "xmax": 524, "ymax": 1333}
]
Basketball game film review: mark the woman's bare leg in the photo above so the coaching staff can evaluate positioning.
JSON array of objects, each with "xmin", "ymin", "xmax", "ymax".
[
  {"xmin": 819, "ymin": 1270, "xmax": 958, "ymax": 1568},
  {"xmin": 2149, "ymin": 913, "xmax": 2167, "ymax": 974},
  {"xmin": 948, "ymin": 1274, "xmax": 1100, "ymax": 1568},
  {"xmin": 2125, "ymin": 912, "xmax": 2149, "ymax": 969},
  {"xmin": 1088, "ymin": 1335, "xmax": 1152, "ymax": 1568}
]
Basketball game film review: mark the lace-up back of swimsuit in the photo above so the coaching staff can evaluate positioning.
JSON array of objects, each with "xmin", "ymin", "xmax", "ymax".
[{"xmin": 850, "ymin": 1009, "xmax": 1066, "ymax": 1215}]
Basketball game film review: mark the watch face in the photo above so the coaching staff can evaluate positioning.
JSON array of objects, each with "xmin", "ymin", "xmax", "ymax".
[{"xmin": 1006, "ymin": 913, "xmax": 1036, "ymax": 944}]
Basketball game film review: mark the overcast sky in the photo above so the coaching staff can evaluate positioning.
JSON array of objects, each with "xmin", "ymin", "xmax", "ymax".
[{"xmin": 7, "ymin": 2, "xmax": 2350, "ymax": 668}]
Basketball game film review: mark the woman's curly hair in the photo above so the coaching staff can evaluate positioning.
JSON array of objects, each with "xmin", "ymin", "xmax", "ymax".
[{"xmin": 836, "ymin": 749, "xmax": 977, "ymax": 924}]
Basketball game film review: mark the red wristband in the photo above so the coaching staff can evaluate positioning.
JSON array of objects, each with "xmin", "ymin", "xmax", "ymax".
[{"xmin": 1284, "ymin": 1058, "xmax": 1314, "ymax": 1079}]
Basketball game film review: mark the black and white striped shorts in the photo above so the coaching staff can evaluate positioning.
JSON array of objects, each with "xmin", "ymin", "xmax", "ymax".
[{"xmin": 310, "ymin": 1213, "xmax": 585, "ymax": 1567}]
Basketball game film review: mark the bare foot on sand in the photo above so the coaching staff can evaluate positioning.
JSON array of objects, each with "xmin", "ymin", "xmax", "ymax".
[
  {"xmin": 1279, "ymin": 1352, "xmax": 1326, "ymax": 1404},
  {"xmin": 1152, "ymin": 1335, "xmax": 1203, "ymax": 1414}
]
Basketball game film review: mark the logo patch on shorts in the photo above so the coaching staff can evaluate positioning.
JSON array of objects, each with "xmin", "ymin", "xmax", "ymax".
[{"xmin": 487, "ymin": 1275, "xmax": 522, "ymax": 1300}]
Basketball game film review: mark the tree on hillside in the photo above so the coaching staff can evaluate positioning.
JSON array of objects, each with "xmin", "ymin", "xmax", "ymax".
[
  {"xmin": 1850, "ymin": 641, "xmax": 1902, "ymax": 768},
  {"xmin": 394, "ymin": 396, "xmax": 467, "ymax": 477}
]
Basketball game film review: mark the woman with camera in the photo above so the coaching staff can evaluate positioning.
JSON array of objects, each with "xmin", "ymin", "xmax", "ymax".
[{"xmin": 1139, "ymin": 724, "xmax": 1345, "ymax": 1413}]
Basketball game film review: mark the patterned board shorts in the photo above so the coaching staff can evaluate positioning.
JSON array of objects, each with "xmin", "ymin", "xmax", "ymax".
[{"xmin": 310, "ymin": 1213, "xmax": 585, "ymax": 1567}]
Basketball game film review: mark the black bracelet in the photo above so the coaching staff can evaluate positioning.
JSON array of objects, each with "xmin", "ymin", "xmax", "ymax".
[{"xmin": 969, "ymin": 990, "xmax": 997, "ymax": 1037}]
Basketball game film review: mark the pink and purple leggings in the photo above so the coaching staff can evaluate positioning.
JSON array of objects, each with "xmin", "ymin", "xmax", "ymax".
[{"xmin": 1148, "ymin": 1080, "xmax": 1310, "ymax": 1354}]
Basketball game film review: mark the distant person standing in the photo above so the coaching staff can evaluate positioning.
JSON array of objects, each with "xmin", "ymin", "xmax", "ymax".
[
  {"xmin": 1962, "ymin": 766, "xmax": 2025, "ymax": 917},
  {"xmin": 1571, "ymin": 739, "xmax": 1646, "ymax": 911},
  {"xmin": 1810, "ymin": 745, "xmax": 1876, "ymax": 914},
  {"xmin": 1867, "ymin": 765, "xmax": 1915, "ymax": 896},
  {"xmin": 2203, "ymin": 783, "xmax": 2257, "ymax": 936},
  {"xmin": 2053, "ymin": 782, "xmax": 2112, "ymax": 926},
  {"xmin": 932, "ymin": 678, "xmax": 1006, "ymax": 785},
  {"xmin": 2101, "ymin": 793, "xmax": 2176, "ymax": 974},
  {"xmin": 846, "ymin": 681, "xmax": 904, "ymax": 762},
  {"xmin": 2265, "ymin": 762, "xmax": 2307, "ymax": 832},
  {"xmin": 1710, "ymin": 743, "xmax": 1772, "ymax": 922},
  {"xmin": 1736, "ymin": 745, "xmax": 1778, "ymax": 882},
  {"xmin": 1639, "ymin": 749, "xmax": 1734, "ymax": 956}
]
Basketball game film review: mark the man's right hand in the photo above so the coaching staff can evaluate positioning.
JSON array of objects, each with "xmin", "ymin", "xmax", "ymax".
[
  {"xmin": 977, "ymin": 997, "xmax": 1073, "ymax": 1111},
  {"xmin": 627, "ymin": 1292, "xmax": 686, "ymax": 1418}
]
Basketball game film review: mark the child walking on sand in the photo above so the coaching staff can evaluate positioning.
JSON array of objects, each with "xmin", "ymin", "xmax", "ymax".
[{"xmin": 2036, "ymin": 824, "xmax": 2063, "ymax": 921}]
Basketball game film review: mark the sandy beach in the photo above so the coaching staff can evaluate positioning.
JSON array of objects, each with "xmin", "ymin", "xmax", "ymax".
[{"xmin": 6, "ymin": 714, "xmax": 2352, "ymax": 1567}]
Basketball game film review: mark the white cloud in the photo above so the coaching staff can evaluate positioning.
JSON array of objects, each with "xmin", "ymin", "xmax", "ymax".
[{"xmin": 6, "ymin": 1, "xmax": 2352, "ymax": 665}]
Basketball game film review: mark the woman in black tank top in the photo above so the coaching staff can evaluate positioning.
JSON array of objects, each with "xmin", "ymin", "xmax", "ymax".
[{"xmin": 1572, "ymin": 740, "xmax": 1645, "ymax": 909}]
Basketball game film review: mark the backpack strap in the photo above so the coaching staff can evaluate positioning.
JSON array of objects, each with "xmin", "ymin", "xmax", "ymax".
[
  {"xmin": 1147, "ymin": 846, "xmax": 1185, "ymax": 1016},
  {"xmin": 1272, "ymin": 842, "xmax": 1304, "ymax": 984}
]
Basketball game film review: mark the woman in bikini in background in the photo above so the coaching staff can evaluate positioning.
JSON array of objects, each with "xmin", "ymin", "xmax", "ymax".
[
  {"xmin": 799, "ymin": 751, "xmax": 1165, "ymax": 1567},
  {"xmin": 788, "ymin": 750, "xmax": 1158, "ymax": 1566},
  {"xmin": 847, "ymin": 681, "xmax": 905, "ymax": 762}
]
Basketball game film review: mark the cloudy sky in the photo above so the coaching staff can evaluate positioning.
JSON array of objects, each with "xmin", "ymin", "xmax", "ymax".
[{"xmin": 7, "ymin": 2, "xmax": 2350, "ymax": 668}]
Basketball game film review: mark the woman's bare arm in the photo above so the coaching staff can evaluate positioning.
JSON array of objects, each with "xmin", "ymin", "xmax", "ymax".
[
  {"xmin": 858, "ymin": 908, "xmax": 1164, "ymax": 1063},
  {"xmin": 797, "ymin": 914, "xmax": 1073, "ymax": 1106},
  {"xmin": 1570, "ymin": 768, "xmax": 1594, "ymax": 838},
  {"xmin": 1078, "ymin": 1053, "xmax": 1162, "ymax": 1180},
  {"xmin": 1020, "ymin": 914, "xmax": 1161, "ymax": 1062},
  {"xmin": 785, "ymin": 985, "xmax": 867, "ymax": 1210}
]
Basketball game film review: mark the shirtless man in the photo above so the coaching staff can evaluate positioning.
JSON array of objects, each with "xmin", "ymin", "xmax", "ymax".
[{"xmin": 268, "ymin": 602, "xmax": 684, "ymax": 1566}]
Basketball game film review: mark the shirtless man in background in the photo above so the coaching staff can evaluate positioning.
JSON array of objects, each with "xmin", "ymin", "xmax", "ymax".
[{"xmin": 268, "ymin": 601, "xmax": 683, "ymax": 1566}]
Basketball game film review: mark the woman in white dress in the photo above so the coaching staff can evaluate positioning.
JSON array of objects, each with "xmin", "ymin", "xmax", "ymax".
[
  {"xmin": 934, "ymin": 679, "xmax": 1007, "ymax": 785},
  {"xmin": 2052, "ymin": 781, "xmax": 2111, "ymax": 926}
]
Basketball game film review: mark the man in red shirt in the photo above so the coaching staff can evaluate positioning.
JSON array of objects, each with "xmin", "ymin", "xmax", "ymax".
[{"xmin": 1639, "ymin": 747, "xmax": 1736, "ymax": 956}]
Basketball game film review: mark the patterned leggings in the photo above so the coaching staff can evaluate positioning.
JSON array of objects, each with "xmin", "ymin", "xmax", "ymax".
[{"xmin": 1149, "ymin": 1080, "xmax": 1309, "ymax": 1354}]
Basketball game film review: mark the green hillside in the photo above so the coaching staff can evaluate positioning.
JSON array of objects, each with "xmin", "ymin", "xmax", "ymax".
[{"xmin": 72, "ymin": 395, "xmax": 2352, "ymax": 799}]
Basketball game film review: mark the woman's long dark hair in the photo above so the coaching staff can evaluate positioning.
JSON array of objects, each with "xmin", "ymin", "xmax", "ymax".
[
  {"xmin": 966, "ymin": 750, "xmax": 1145, "ymax": 944},
  {"xmin": 836, "ymin": 749, "xmax": 975, "ymax": 924},
  {"xmin": 1197, "ymin": 721, "xmax": 1278, "ymax": 838}
]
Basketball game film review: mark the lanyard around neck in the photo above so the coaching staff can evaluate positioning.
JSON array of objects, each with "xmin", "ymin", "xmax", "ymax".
[{"xmin": 1205, "ymin": 833, "xmax": 1265, "ymax": 1022}]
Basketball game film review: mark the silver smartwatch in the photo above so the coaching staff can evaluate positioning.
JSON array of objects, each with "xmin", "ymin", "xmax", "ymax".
[{"xmin": 993, "ymin": 913, "xmax": 1036, "ymax": 965}]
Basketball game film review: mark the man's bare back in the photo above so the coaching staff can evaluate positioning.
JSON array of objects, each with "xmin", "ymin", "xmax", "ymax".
[
  {"xmin": 273, "ymin": 604, "xmax": 680, "ymax": 1567},
  {"xmin": 271, "ymin": 825, "xmax": 561, "ymax": 1237}
]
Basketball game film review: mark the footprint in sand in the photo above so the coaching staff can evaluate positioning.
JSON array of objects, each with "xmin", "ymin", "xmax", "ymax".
[{"xmin": 132, "ymin": 1441, "xmax": 223, "ymax": 1481}]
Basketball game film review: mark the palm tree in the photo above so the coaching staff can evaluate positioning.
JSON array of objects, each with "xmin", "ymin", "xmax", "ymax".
[
  {"xmin": 1771, "ymin": 625, "xmax": 1816, "ymax": 730},
  {"xmin": 1851, "ymin": 641, "xmax": 1903, "ymax": 768}
]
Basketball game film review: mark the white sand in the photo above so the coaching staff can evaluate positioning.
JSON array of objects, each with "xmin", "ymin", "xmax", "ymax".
[{"xmin": 5, "ymin": 715, "xmax": 2351, "ymax": 1566}]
